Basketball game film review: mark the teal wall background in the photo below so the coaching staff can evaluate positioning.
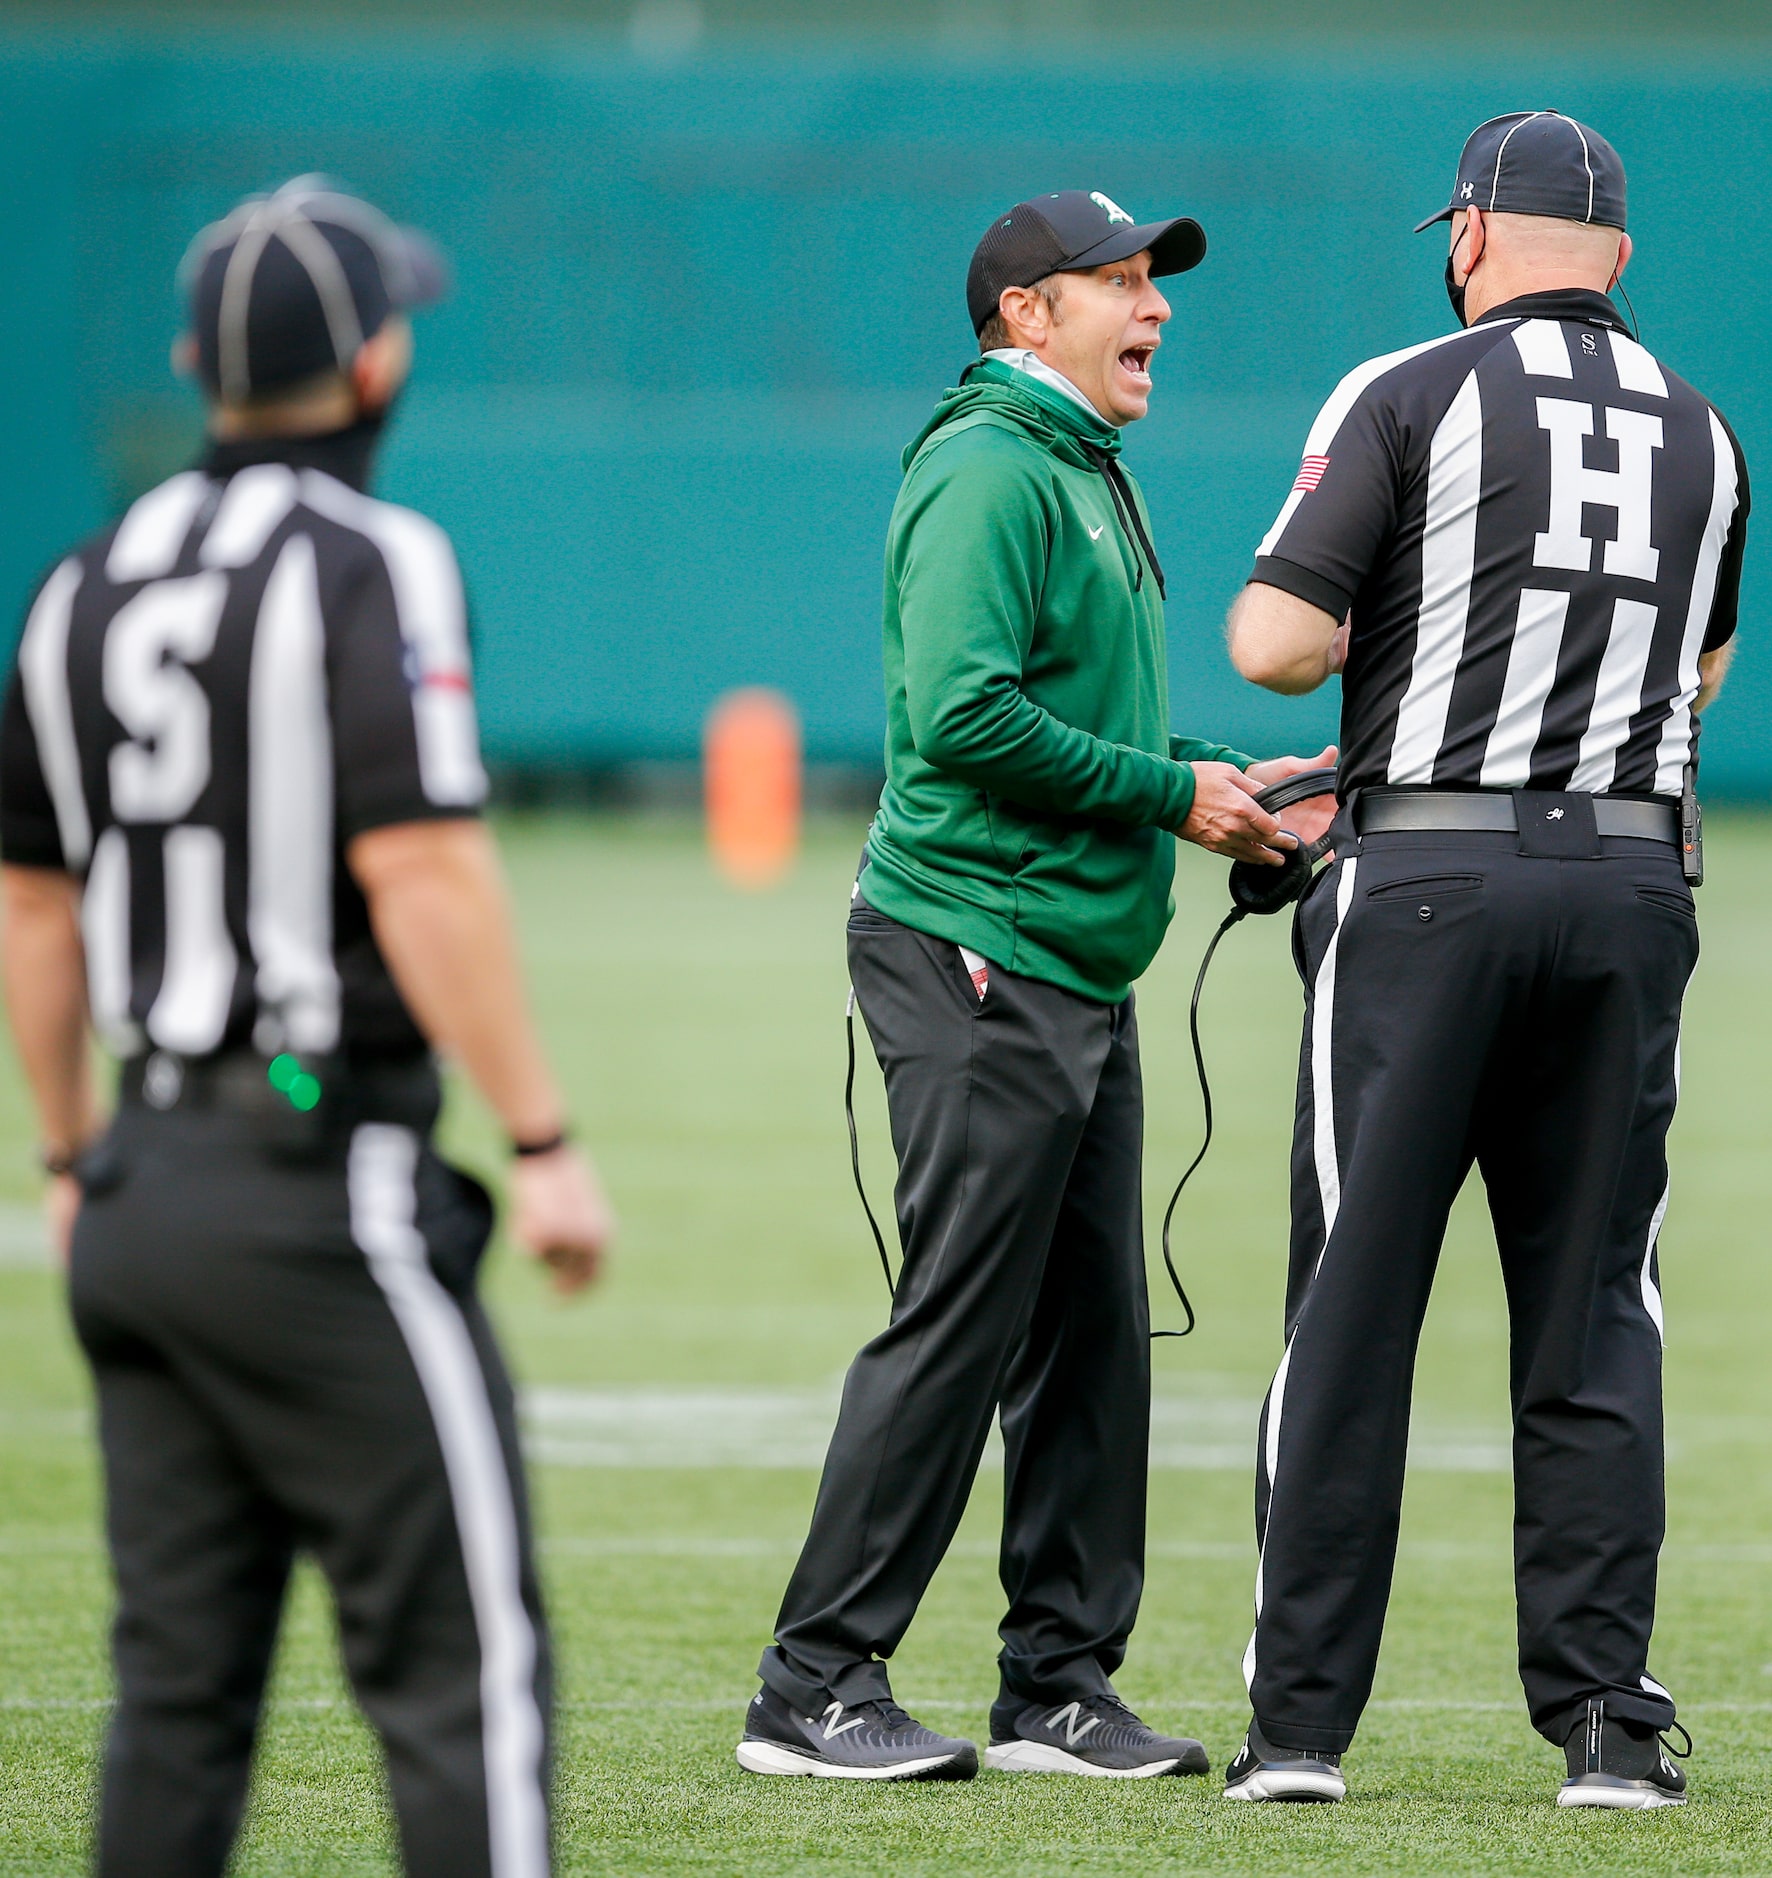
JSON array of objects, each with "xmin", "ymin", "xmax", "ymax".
[{"xmin": 3, "ymin": 31, "xmax": 1770, "ymax": 786}]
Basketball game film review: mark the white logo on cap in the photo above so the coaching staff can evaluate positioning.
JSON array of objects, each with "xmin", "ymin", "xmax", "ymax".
[{"xmin": 1090, "ymin": 192, "xmax": 1135, "ymax": 225}]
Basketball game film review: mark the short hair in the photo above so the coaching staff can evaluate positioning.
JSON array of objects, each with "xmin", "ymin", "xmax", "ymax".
[{"xmin": 978, "ymin": 273, "xmax": 1066, "ymax": 352}]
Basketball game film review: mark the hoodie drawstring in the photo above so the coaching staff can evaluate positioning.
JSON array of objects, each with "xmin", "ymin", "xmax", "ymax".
[{"xmin": 1081, "ymin": 442, "xmax": 1166, "ymax": 600}]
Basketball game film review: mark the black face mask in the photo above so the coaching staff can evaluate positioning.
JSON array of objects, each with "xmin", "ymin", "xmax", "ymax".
[
  {"xmin": 1444, "ymin": 251, "xmax": 1467, "ymax": 327},
  {"xmin": 201, "ymin": 402, "xmax": 396, "ymax": 496},
  {"xmin": 1444, "ymin": 225, "xmax": 1474, "ymax": 327},
  {"xmin": 323, "ymin": 395, "xmax": 401, "ymax": 491}
]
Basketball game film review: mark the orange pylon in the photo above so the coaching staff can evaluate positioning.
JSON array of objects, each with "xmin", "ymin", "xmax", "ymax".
[{"xmin": 704, "ymin": 687, "xmax": 802, "ymax": 889}]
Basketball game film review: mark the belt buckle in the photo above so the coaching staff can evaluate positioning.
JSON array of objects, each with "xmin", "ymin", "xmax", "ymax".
[{"xmin": 141, "ymin": 1051, "xmax": 185, "ymax": 1111}]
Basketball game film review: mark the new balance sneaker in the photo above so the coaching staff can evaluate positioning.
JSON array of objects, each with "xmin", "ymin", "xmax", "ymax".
[
  {"xmin": 1221, "ymin": 1721, "xmax": 1346, "ymax": 1802},
  {"xmin": 1557, "ymin": 1698, "xmax": 1689, "ymax": 1810},
  {"xmin": 735, "ymin": 1684, "xmax": 978, "ymax": 1780},
  {"xmin": 984, "ymin": 1692, "xmax": 1209, "ymax": 1778}
]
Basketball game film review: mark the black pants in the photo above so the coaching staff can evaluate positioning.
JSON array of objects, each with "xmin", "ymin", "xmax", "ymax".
[
  {"xmin": 1249, "ymin": 831, "xmax": 1697, "ymax": 1754},
  {"xmin": 760, "ymin": 900, "xmax": 1151, "ymax": 1713},
  {"xmin": 69, "ymin": 1099, "xmax": 551, "ymax": 1878}
]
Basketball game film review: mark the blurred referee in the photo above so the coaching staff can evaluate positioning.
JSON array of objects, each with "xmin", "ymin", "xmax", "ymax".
[
  {"xmin": 0, "ymin": 179, "xmax": 611, "ymax": 1876},
  {"xmin": 1225, "ymin": 114, "xmax": 1748, "ymax": 1808}
]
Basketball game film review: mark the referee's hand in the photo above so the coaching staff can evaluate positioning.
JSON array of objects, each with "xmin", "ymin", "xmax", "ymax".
[
  {"xmin": 1182, "ymin": 761, "xmax": 1293, "ymax": 866},
  {"xmin": 46, "ymin": 1172, "xmax": 81, "ymax": 1269},
  {"xmin": 1244, "ymin": 745, "xmax": 1341, "ymax": 849},
  {"xmin": 510, "ymin": 1144, "xmax": 615, "ymax": 1297}
]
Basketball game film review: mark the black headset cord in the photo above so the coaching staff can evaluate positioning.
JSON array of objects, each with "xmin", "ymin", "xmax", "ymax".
[
  {"xmin": 845, "ymin": 987, "xmax": 897, "ymax": 1298},
  {"xmin": 845, "ymin": 905, "xmax": 1245, "ymax": 1322},
  {"xmin": 1152, "ymin": 904, "xmax": 1245, "ymax": 1338}
]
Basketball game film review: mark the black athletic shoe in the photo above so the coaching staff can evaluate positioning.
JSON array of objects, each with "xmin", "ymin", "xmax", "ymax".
[
  {"xmin": 1221, "ymin": 1720, "xmax": 1346, "ymax": 1803},
  {"xmin": 1557, "ymin": 1698, "xmax": 1689, "ymax": 1810},
  {"xmin": 735, "ymin": 1684, "xmax": 978, "ymax": 1781},
  {"xmin": 985, "ymin": 1692, "xmax": 1209, "ymax": 1778}
]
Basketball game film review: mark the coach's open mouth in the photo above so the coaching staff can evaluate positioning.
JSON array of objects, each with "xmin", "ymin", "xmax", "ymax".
[{"xmin": 1118, "ymin": 344, "xmax": 1156, "ymax": 385}]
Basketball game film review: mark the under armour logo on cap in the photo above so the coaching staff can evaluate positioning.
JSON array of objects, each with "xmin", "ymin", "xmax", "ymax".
[{"xmin": 1414, "ymin": 110, "xmax": 1627, "ymax": 235}]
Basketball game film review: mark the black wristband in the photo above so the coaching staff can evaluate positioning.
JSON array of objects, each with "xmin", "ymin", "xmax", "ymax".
[{"xmin": 511, "ymin": 1129, "xmax": 570, "ymax": 1159}]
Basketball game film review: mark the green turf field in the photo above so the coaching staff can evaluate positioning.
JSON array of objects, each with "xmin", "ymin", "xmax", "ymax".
[{"xmin": 2, "ymin": 811, "xmax": 1771, "ymax": 1875}]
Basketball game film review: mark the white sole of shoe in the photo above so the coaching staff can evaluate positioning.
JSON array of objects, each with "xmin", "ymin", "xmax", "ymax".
[
  {"xmin": 1222, "ymin": 1767, "xmax": 1346, "ymax": 1803},
  {"xmin": 1556, "ymin": 1783, "xmax": 1686, "ymax": 1810},
  {"xmin": 735, "ymin": 1739, "xmax": 959, "ymax": 1780},
  {"xmin": 984, "ymin": 1741, "xmax": 1181, "ymax": 1778}
]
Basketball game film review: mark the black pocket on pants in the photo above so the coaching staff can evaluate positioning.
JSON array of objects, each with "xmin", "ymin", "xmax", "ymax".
[
  {"xmin": 847, "ymin": 896, "xmax": 903, "ymax": 936},
  {"xmin": 415, "ymin": 1150, "xmax": 496, "ymax": 1297},
  {"xmin": 1635, "ymin": 883, "xmax": 1697, "ymax": 921},
  {"xmin": 1365, "ymin": 873, "xmax": 1484, "ymax": 901},
  {"xmin": 73, "ymin": 1128, "xmax": 127, "ymax": 1199}
]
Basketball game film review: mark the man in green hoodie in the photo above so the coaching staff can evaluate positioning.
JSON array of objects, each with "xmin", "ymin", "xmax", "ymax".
[{"xmin": 737, "ymin": 191, "xmax": 1336, "ymax": 1783}]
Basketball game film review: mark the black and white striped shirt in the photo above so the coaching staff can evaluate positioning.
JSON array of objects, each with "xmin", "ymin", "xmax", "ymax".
[
  {"xmin": 0, "ymin": 429, "xmax": 487, "ymax": 1062},
  {"xmin": 1253, "ymin": 288, "xmax": 1749, "ymax": 797}
]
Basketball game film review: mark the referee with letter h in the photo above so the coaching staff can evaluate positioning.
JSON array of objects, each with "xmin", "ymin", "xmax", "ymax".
[
  {"xmin": 0, "ymin": 180, "xmax": 612, "ymax": 1876},
  {"xmin": 1224, "ymin": 113, "xmax": 1748, "ymax": 1808},
  {"xmin": 739, "ymin": 189, "xmax": 1333, "ymax": 1782}
]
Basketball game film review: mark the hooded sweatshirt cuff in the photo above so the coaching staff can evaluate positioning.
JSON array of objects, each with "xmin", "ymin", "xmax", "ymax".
[{"xmin": 1171, "ymin": 735, "xmax": 1257, "ymax": 772}]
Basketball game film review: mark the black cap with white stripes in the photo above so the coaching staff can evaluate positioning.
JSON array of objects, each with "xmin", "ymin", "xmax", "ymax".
[
  {"xmin": 181, "ymin": 177, "xmax": 448, "ymax": 402},
  {"xmin": 1415, "ymin": 111, "xmax": 1627, "ymax": 235}
]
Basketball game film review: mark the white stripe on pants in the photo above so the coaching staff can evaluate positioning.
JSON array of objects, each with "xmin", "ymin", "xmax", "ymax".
[
  {"xmin": 348, "ymin": 1124, "xmax": 549, "ymax": 1878},
  {"xmin": 1245, "ymin": 856, "xmax": 1360, "ymax": 1696}
]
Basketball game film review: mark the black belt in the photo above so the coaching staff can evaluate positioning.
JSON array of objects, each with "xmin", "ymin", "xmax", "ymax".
[
  {"xmin": 118, "ymin": 1049, "xmax": 439, "ymax": 1122},
  {"xmin": 1357, "ymin": 792, "xmax": 1677, "ymax": 843}
]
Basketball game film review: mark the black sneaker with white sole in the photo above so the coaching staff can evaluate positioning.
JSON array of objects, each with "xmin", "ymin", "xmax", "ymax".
[
  {"xmin": 984, "ymin": 1692, "xmax": 1209, "ymax": 1778},
  {"xmin": 1557, "ymin": 1698, "xmax": 1689, "ymax": 1810},
  {"xmin": 736, "ymin": 1684, "xmax": 978, "ymax": 1780},
  {"xmin": 1221, "ymin": 1721, "xmax": 1346, "ymax": 1802}
]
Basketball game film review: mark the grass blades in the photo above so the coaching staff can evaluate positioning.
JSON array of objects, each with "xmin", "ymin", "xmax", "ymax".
[{"xmin": 1, "ymin": 811, "xmax": 1769, "ymax": 1873}]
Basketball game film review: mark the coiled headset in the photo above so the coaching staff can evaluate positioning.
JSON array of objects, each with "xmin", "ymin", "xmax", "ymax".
[{"xmin": 1225, "ymin": 766, "xmax": 1342, "ymax": 917}]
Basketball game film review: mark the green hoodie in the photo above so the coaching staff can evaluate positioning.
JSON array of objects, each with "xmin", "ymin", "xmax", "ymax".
[{"xmin": 862, "ymin": 359, "xmax": 1251, "ymax": 1004}]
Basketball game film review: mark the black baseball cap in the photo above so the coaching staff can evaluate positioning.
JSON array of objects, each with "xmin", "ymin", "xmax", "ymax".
[
  {"xmin": 181, "ymin": 176, "xmax": 449, "ymax": 402},
  {"xmin": 1415, "ymin": 111, "xmax": 1627, "ymax": 234},
  {"xmin": 967, "ymin": 190, "xmax": 1207, "ymax": 336}
]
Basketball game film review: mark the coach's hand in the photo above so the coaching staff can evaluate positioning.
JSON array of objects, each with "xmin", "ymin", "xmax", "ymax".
[
  {"xmin": 512, "ymin": 1143, "xmax": 615, "ymax": 1297},
  {"xmin": 46, "ymin": 1172, "xmax": 80, "ymax": 1268},
  {"xmin": 1182, "ymin": 762, "xmax": 1293, "ymax": 865},
  {"xmin": 1243, "ymin": 745, "xmax": 1341, "ymax": 848}
]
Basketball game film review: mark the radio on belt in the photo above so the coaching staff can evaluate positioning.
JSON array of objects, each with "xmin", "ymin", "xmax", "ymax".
[{"xmin": 1681, "ymin": 762, "xmax": 1705, "ymax": 887}]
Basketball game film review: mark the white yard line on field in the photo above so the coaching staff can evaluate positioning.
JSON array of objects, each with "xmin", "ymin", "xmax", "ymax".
[
  {"xmin": 0, "ymin": 1204, "xmax": 48, "ymax": 1267},
  {"xmin": 520, "ymin": 1387, "xmax": 1520, "ymax": 1473},
  {"xmin": 9, "ymin": 1528, "xmax": 1770, "ymax": 1567}
]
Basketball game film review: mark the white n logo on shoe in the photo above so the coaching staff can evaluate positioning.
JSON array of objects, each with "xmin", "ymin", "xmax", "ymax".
[
  {"xmin": 820, "ymin": 1701, "xmax": 868, "ymax": 1740},
  {"xmin": 1046, "ymin": 1702, "xmax": 1101, "ymax": 1748}
]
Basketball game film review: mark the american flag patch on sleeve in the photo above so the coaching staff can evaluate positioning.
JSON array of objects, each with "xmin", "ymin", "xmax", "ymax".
[{"xmin": 1292, "ymin": 454, "xmax": 1331, "ymax": 493}]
